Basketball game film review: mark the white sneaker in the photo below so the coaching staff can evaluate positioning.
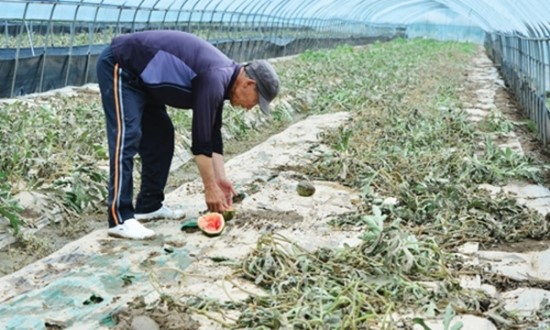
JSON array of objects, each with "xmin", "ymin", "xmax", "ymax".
[
  {"xmin": 135, "ymin": 205, "xmax": 186, "ymax": 222},
  {"xmin": 108, "ymin": 219, "xmax": 155, "ymax": 240}
]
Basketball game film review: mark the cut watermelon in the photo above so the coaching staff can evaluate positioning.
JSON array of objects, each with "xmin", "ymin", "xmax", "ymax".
[{"xmin": 197, "ymin": 213, "xmax": 225, "ymax": 236}]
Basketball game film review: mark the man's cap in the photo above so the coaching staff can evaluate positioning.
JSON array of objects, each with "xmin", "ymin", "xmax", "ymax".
[{"xmin": 244, "ymin": 60, "xmax": 280, "ymax": 115}]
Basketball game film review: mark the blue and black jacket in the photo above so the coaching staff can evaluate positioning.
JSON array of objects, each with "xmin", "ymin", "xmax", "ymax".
[{"xmin": 111, "ymin": 30, "xmax": 241, "ymax": 157}]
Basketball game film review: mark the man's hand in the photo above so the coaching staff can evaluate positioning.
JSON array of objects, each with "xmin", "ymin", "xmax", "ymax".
[
  {"xmin": 204, "ymin": 184, "xmax": 229, "ymax": 212},
  {"xmin": 217, "ymin": 177, "xmax": 237, "ymax": 206},
  {"xmin": 196, "ymin": 154, "xmax": 225, "ymax": 212},
  {"xmin": 196, "ymin": 153, "xmax": 235, "ymax": 212}
]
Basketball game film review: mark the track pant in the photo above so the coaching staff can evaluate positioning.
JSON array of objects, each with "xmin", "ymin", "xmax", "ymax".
[{"xmin": 96, "ymin": 45, "xmax": 175, "ymax": 228}]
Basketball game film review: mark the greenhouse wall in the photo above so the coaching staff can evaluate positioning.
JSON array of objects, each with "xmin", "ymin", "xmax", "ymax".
[
  {"xmin": 406, "ymin": 23, "xmax": 485, "ymax": 44},
  {"xmin": 0, "ymin": 18, "xmax": 403, "ymax": 98},
  {"xmin": 485, "ymin": 34, "xmax": 550, "ymax": 144},
  {"xmin": 0, "ymin": 35, "xmax": 399, "ymax": 98}
]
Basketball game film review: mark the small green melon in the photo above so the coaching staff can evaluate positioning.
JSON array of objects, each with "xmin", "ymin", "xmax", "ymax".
[
  {"xmin": 223, "ymin": 207, "xmax": 236, "ymax": 221},
  {"xmin": 232, "ymin": 192, "xmax": 246, "ymax": 204},
  {"xmin": 297, "ymin": 180, "xmax": 316, "ymax": 197}
]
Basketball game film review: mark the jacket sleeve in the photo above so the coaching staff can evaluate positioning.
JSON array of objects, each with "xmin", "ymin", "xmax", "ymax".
[{"xmin": 190, "ymin": 72, "xmax": 224, "ymax": 157}]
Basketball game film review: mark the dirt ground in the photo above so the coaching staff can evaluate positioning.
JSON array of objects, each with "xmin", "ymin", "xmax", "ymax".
[
  {"xmin": 0, "ymin": 217, "xmax": 105, "ymax": 276},
  {"xmin": 111, "ymin": 296, "xmax": 200, "ymax": 330}
]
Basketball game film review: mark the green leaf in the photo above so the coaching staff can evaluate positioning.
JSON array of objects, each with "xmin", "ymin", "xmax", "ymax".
[
  {"xmin": 0, "ymin": 207, "xmax": 22, "ymax": 235},
  {"xmin": 361, "ymin": 205, "xmax": 386, "ymax": 241},
  {"xmin": 412, "ymin": 317, "xmax": 431, "ymax": 330},
  {"xmin": 443, "ymin": 304, "xmax": 463, "ymax": 330}
]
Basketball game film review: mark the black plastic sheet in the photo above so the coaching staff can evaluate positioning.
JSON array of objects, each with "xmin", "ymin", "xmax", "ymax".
[{"xmin": 0, "ymin": 35, "xmax": 398, "ymax": 98}]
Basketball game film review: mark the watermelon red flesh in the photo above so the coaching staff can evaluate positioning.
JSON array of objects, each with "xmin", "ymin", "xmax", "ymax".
[
  {"xmin": 198, "ymin": 213, "xmax": 225, "ymax": 235},
  {"xmin": 204, "ymin": 217, "xmax": 221, "ymax": 231}
]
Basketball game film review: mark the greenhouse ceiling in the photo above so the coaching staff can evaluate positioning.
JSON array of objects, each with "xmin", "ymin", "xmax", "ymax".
[{"xmin": 1, "ymin": 0, "xmax": 549, "ymax": 37}]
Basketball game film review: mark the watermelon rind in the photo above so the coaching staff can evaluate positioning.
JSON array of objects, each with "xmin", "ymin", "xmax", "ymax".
[{"xmin": 180, "ymin": 218, "xmax": 199, "ymax": 231}]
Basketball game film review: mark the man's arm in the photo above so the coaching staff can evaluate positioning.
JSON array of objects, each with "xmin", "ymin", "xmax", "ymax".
[
  {"xmin": 190, "ymin": 71, "xmax": 235, "ymax": 211},
  {"xmin": 212, "ymin": 153, "xmax": 226, "ymax": 180},
  {"xmin": 195, "ymin": 154, "xmax": 228, "ymax": 212},
  {"xmin": 213, "ymin": 153, "xmax": 237, "ymax": 205}
]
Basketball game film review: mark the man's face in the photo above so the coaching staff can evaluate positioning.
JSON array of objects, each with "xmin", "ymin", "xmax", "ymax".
[{"xmin": 230, "ymin": 75, "xmax": 259, "ymax": 110}]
